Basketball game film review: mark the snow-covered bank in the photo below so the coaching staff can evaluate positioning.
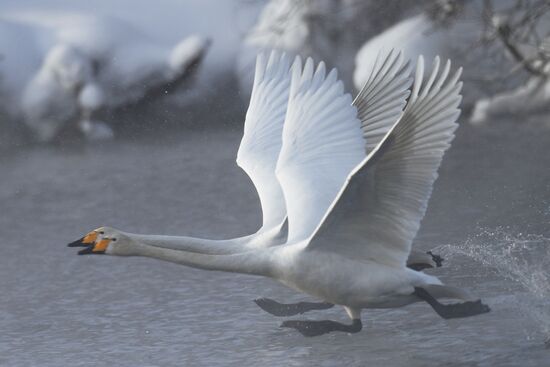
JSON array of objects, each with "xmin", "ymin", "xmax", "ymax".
[
  {"xmin": 0, "ymin": 0, "xmax": 262, "ymax": 141},
  {"xmin": 354, "ymin": 3, "xmax": 550, "ymax": 123},
  {"xmin": 236, "ymin": 0, "xmax": 413, "ymax": 96}
]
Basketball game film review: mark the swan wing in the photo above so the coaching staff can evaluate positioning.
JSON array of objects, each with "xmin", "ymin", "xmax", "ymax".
[
  {"xmin": 275, "ymin": 56, "xmax": 366, "ymax": 243},
  {"xmin": 353, "ymin": 50, "xmax": 412, "ymax": 155},
  {"xmin": 236, "ymin": 51, "xmax": 291, "ymax": 229},
  {"xmin": 306, "ymin": 57, "xmax": 463, "ymax": 268}
]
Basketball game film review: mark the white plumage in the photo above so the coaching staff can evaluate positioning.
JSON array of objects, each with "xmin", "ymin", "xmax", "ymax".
[
  {"xmin": 70, "ymin": 51, "xmax": 489, "ymax": 337},
  {"xmin": 276, "ymin": 56, "xmax": 365, "ymax": 243},
  {"xmin": 237, "ymin": 51, "xmax": 291, "ymax": 230},
  {"xmin": 306, "ymin": 57, "xmax": 463, "ymax": 268}
]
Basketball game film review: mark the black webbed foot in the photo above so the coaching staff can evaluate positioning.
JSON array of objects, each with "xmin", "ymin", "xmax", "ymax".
[
  {"xmin": 408, "ymin": 263, "xmax": 433, "ymax": 271},
  {"xmin": 414, "ymin": 287, "xmax": 490, "ymax": 319},
  {"xmin": 427, "ymin": 251, "xmax": 444, "ymax": 267},
  {"xmin": 435, "ymin": 299, "xmax": 491, "ymax": 319},
  {"xmin": 254, "ymin": 298, "xmax": 334, "ymax": 317},
  {"xmin": 281, "ymin": 319, "xmax": 362, "ymax": 337},
  {"xmin": 407, "ymin": 251, "xmax": 444, "ymax": 271}
]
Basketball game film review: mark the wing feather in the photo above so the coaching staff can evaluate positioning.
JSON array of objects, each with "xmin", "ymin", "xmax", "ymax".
[
  {"xmin": 276, "ymin": 51, "xmax": 412, "ymax": 243},
  {"xmin": 236, "ymin": 51, "xmax": 291, "ymax": 229},
  {"xmin": 276, "ymin": 56, "xmax": 365, "ymax": 243},
  {"xmin": 305, "ymin": 57, "xmax": 463, "ymax": 268},
  {"xmin": 353, "ymin": 50, "xmax": 412, "ymax": 154}
]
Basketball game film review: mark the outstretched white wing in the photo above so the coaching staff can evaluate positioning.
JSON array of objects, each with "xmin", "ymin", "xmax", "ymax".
[
  {"xmin": 353, "ymin": 50, "xmax": 412, "ymax": 155},
  {"xmin": 236, "ymin": 51, "xmax": 291, "ymax": 229},
  {"xmin": 306, "ymin": 57, "xmax": 463, "ymax": 268},
  {"xmin": 276, "ymin": 57, "xmax": 365, "ymax": 243},
  {"xmin": 275, "ymin": 51, "xmax": 412, "ymax": 243}
]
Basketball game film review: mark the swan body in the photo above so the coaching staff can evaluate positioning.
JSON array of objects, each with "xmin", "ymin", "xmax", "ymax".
[
  {"xmin": 272, "ymin": 244, "xmax": 440, "ymax": 309},
  {"xmin": 90, "ymin": 230, "xmax": 452, "ymax": 313},
  {"xmin": 93, "ymin": 229, "xmax": 439, "ymax": 310},
  {"xmin": 69, "ymin": 51, "xmax": 489, "ymax": 337}
]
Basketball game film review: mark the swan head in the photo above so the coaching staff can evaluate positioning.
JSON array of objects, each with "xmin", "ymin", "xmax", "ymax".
[{"xmin": 67, "ymin": 226, "xmax": 133, "ymax": 255}]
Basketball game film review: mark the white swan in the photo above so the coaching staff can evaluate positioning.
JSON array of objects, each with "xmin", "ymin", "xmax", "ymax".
[
  {"xmin": 68, "ymin": 50, "xmax": 441, "ymax": 316},
  {"xmin": 68, "ymin": 50, "xmax": 440, "ymax": 268},
  {"xmin": 68, "ymin": 54, "xmax": 486, "ymax": 336}
]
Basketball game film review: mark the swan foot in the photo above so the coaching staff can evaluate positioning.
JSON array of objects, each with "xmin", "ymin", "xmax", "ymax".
[
  {"xmin": 427, "ymin": 251, "xmax": 444, "ymax": 267},
  {"xmin": 408, "ymin": 251, "xmax": 444, "ymax": 271},
  {"xmin": 414, "ymin": 287, "xmax": 491, "ymax": 319},
  {"xmin": 281, "ymin": 319, "xmax": 362, "ymax": 337},
  {"xmin": 408, "ymin": 263, "xmax": 433, "ymax": 271},
  {"xmin": 254, "ymin": 298, "xmax": 334, "ymax": 317}
]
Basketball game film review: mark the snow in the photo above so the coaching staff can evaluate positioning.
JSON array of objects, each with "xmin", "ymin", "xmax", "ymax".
[
  {"xmin": 355, "ymin": 6, "xmax": 550, "ymax": 123},
  {"xmin": 169, "ymin": 35, "xmax": 210, "ymax": 73},
  {"xmin": 0, "ymin": 0, "xmax": 257, "ymax": 72},
  {"xmin": 244, "ymin": 0, "xmax": 310, "ymax": 53},
  {"xmin": 3, "ymin": 13, "xmax": 211, "ymax": 140},
  {"xmin": 353, "ymin": 14, "xmax": 475, "ymax": 91},
  {"xmin": 78, "ymin": 83, "xmax": 105, "ymax": 111},
  {"xmin": 236, "ymin": 0, "xmax": 313, "ymax": 96},
  {"xmin": 354, "ymin": 15, "xmax": 438, "ymax": 89},
  {"xmin": 78, "ymin": 119, "xmax": 114, "ymax": 140},
  {"xmin": 471, "ymin": 75, "xmax": 550, "ymax": 125},
  {"xmin": 21, "ymin": 44, "xmax": 93, "ymax": 141},
  {"xmin": 0, "ymin": 0, "xmax": 262, "ymax": 141}
]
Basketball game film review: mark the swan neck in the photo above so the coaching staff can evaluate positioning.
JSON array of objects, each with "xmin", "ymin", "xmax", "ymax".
[
  {"xmin": 129, "ymin": 233, "xmax": 251, "ymax": 254},
  {"xmin": 129, "ymin": 241, "xmax": 275, "ymax": 277}
]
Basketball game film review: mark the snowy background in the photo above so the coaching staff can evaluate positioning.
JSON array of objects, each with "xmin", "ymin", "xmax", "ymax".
[
  {"xmin": 1, "ymin": 0, "xmax": 548, "ymax": 146},
  {"xmin": 1, "ymin": 1, "xmax": 549, "ymax": 366},
  {"xmin": 0, "ymin": 0, "xmax": 262, "ymax": 143}
]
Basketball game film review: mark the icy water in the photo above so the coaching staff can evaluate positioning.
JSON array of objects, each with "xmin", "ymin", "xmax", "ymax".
[{"xmin": 1, "ymin": 117, "xmax": 549, "ymax": 366}]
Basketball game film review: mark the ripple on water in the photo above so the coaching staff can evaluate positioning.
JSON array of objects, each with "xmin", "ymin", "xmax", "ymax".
[{"xmin": 435, "ymin": 228, "xmax": 550, "ymax": 346}]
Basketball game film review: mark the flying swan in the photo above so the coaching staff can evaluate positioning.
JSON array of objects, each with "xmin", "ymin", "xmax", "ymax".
[
  {"xmin": 68, "ymin": 52, "xmax": 488, "ymax": 336},
  {"xmin": 68, "ymin": 51, "xmax": 443, "ymax": 316}
]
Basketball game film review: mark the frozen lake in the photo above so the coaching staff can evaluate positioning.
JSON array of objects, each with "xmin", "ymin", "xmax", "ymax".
[{"xmin": 1, "ymin": 116, "xmax": 549, "ymax": 366}]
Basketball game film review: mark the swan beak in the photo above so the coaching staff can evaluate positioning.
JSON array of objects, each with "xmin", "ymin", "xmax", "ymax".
[
  {"xmin": 67, "ymin": 231, "xmax": 98, "ymax": 247},
  {"xmin": 78, "ymin": 238, "xmax": 110, "ymax": 255}
]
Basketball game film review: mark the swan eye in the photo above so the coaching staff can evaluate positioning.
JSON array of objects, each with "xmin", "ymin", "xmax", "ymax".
[
  {"xmin": 112, "ymin": 238, "xmax": 117, "ymax": 242},
  {"xmin": 98, "ymin": 231, "xmax": 104, "ymax": 235}
]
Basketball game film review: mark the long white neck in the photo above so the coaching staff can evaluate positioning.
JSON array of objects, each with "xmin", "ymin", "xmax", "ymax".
[
  {"xmin": 128, "ymin": 233, "xmax": 252, "ymax": 254},
  {"xmin": 124, "ymin": 220, "xmax": 287, "ymax": 255},
  {"xmin": 119, "ymin": 240, "xmax": 276, "ymax": 277}
]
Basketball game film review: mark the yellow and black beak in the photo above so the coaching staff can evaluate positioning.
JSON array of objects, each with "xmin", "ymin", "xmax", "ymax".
[
  {"xmin": 77, "ymin": 238, "xmax": 111, "ymax": 255},
  {"xmin": 67, "ymin": 231, "xmax": 99, "ymax": 248}
]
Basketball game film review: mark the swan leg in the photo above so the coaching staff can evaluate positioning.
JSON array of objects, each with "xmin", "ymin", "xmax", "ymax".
[
  {"xmin": 281, "ymin": 319, "xmax": 362, "ymax": 337},
  {"xmin": 254, "ymin": 298, "xmax": 334, "ymax": 317},
  {"xmin": 427, "ymin": 251, "xmax": 444, "ymax": 267},
  {"xmin": 413, "ymin": 287, "xmax": 491, "ymax": 319},
  {"xmin": 407, "ymin": 263, "xmax": 433, "ymax": 271},
  {"xmin": 407, "ymin": 251, "xmax": 444, "ymax": 271}
]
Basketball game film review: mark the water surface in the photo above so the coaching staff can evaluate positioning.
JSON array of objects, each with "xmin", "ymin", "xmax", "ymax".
[{"xmin": 1, "ymin": 117, "xmax": 549, "ymax": 366}]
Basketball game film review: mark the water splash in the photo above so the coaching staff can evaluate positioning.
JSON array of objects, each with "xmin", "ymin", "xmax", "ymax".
[{"xmin": 436, "ymin": 228, "xmax": 550, "ymax": 346}]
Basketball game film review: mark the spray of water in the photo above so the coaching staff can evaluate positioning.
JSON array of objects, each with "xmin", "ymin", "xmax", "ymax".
[{"xmin": 435, "ymin": 228, "xmax": 550, "ymax": 347}]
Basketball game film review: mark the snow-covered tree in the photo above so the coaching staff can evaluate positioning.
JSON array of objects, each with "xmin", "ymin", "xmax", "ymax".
[
  {"xmin": 237, "ymin": 0, "xmax": 418, "ymax": 93},
  {"xmin": 469, "ymin": 0, "xmax": 550, "ymax": 123},
  {"xmin": 0, "ymin": 14, "xmax": 209, "ymax": 141}
]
